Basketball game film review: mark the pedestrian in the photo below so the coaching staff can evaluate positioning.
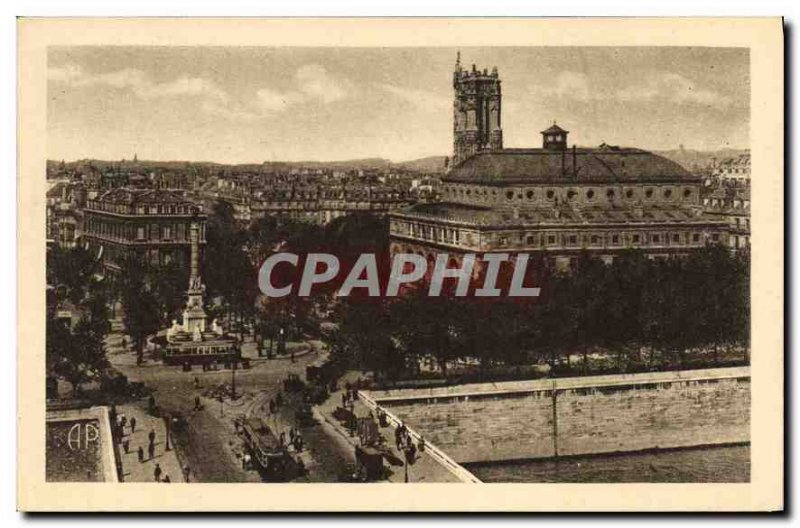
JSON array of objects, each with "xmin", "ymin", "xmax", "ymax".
[
  {"xmin": 163, "ymin": 474, "xmax": 171, "ymax": 483},
  {"xmin": 341, "ymin": 393, "xmax": 346, "ymax": 407},
  {"xmin": 182, "ymin": 464, "xmax": 191, "ymax": 483},
  {"xmin": 120, "ymin": 415, "xmax": 127, "ymax": 432},
  {"xmin": 243, "ymin": 453, "xmax": 251, "ymax": 470},
  {"xmin": 148, "ymin": 429, "xmax": 156, "ymax": 445},
  {"xmin": 130, "ymin": 416, "xmax": 136, "ymax": 433},
  {"xmin": 194, "ymin": 396, "xmax": 201, "ymax": 410},
  {"xmin": 121, "ymin": 337, "xmax": 127, "ymax": 350},
  {"xmin": 154, "ymin": 463, "xmax": 162, "ymax": 482},
  {"xmin": 137, "ymin": 446, "xmax": 144, "ymax": 463},
  {"xmin": 122, "ymin": 439, "xmax": 130, "ymax": 454},
  {"xmin": 194, "ymin": 376, "xmax": 200, "ymax": 389},
  {"xmin": 148, "ymin": 441, "xmax": 155, "ymax": 461}
]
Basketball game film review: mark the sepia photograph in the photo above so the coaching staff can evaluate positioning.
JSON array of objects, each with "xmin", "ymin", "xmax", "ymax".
[{"xmin": 17, "ymin": 17, "xmax": 784, "ymax": 512}]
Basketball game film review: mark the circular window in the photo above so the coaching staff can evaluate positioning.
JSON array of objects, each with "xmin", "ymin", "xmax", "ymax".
[
  {"xmin": 664, "ymin": 189, "xmax": 672, "ymax": 198},
  {"xmin": 466, "ymin": 189, "xmax": 472, "ymax": 195},
  {"xmin": 587, "ymin": 190, "xmax": 595, "ymax": 200},
  {"xmin": 506, "ymin": 190, "xmax": 514, "ymax": 200},
  {"xmin": 626, "ymin": 189, "xmax": 634, "ymax": 198},
  {"xmin": 683, "ymin": 189, "xmax": 692, "ymax": 198},
  {"xmin": 607, "ymin": 189, "xmax": 615, "ymax": 198},
  {"xmin": 526, "ymin": 190, "xmax": 534, "ymax": 199},
  {"xmin": 645, "ymin": 189, "xmax": 654, "ymax": 198},
  {"xmin": 547, "ymin": 190, "xmax": 555, "ymax": 199},
  {"xmin": 567, "ymin": 190, "xmax": 577, "ymax": 199}
]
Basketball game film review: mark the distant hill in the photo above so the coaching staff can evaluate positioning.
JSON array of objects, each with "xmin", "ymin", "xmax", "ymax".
[
  {"xmin": 653, "ymin": 148, "xmax": 749, "ymax": 172},
  {"xmin": 49, "ymin": 149, "xmax": 744, "ymax": 176},
  {"xmin": 394, "ymin": 156, "xmax": 448, "ymax": 173},
  {"xmin": 49, "ymin": 155, "xmax": 449, "ymax": 174}
]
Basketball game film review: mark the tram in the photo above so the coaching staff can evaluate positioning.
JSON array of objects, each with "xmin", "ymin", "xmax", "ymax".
[{"xmin": 240, "ymin": 417, "xmax": 300, "ymax": 481}]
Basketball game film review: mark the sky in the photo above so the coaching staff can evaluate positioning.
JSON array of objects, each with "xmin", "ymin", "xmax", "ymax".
[{"xmin": 47, "ymin": 47, "xmax": 749, "ymax": 164}]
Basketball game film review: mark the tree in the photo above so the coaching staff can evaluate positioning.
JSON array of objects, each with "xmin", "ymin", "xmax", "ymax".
[
  {"xmin": 119, "ymin": 256, "xmax": 161, "ymax": 365},
  {"xmin": 50, "ymin": 317, "xmax": 109, "ymax": 397},
  {"xmin": 150, "ymin": 260, "xmax": 189, "ymax": 326}
]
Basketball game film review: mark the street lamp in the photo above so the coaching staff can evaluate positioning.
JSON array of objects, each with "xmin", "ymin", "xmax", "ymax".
[
  {"xmin": 231, "ymin": 348, "xmax": 238, "ymax": 400},
  {"xmin": 163, "ymin": 413, "xmax": 171, "ymax": 452}
]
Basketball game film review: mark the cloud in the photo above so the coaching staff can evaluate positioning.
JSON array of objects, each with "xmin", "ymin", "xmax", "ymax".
[
  {"xmin": 617, "ymin": 73, "xmax": 733, "ymax": 109},
  {"xmin": 255, "ymin": 88, "xmax": 297, "ymax": 112},
  {"xmin": 252, "ymin": 64, "xmax": 350, "ymax": 114},
  {"xmin": 48, "ymin": 63, "xmax": 85, "ymax": 83},
  {"xmin": 378, "ymin": 83, "xmax": 450, "ymax": 112},
  {"xmin": 544, "ymin": 72, "xmax": 595, "ymax": 101},
  {"xmin": 49, "ymin": 63, "xmax": 228, "ymax": 102},
  {"xmin": 525, "ymin": 70, "xmax": 732, "ymax": 111},
  {"xmin": 295, "ymin": 64, "xmax": 348, "ymax": 104},
  {"xmin": 200, "ymin": 100, "xmax": 260, "ymax": 122},
  {"xmin": 48, "ymin": 62, "xmax": 351, "ymax": 122},
  {"xmin": 144, "ymin": 76, "xmax": 228, "ymax": 102}
]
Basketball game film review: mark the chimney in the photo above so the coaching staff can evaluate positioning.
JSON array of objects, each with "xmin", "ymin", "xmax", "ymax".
[{"xmin": 572, "ymin": 145, "xmax": 577, "ymax": 179}]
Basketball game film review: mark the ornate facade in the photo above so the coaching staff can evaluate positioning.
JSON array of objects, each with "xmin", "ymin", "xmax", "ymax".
[{"xmin": 83, "ymin": 188, "xmax": 206, "ymax": 272}]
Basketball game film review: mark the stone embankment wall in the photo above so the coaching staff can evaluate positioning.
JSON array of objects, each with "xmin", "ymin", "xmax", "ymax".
[{"xmin": 365, "ymin": 367, "xmax": 750, "ymax": 464}]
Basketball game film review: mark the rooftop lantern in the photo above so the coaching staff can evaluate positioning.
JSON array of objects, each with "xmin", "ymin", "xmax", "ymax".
[{"xmin": 541, "ymin": 121, "xmax": 568, "ymax": 151}]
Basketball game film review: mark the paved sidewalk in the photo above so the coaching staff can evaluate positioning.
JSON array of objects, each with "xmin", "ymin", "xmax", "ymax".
[{"xmin": 116, "ymin": 404, "xmax": 186, "ymax": 483}]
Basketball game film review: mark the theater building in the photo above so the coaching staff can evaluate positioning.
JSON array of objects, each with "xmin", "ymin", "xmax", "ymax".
[
  {"xmin": 389, "ymin": 57, "xmax": 729, "ymax": 271},
  {"xmin": 83, "ymin": 188, "xmax": 206, "ymax": 273}
]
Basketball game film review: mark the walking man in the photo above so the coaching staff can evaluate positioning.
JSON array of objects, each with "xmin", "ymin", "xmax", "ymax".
[
  {"xmin": 130, "ymin": 416, "xmax": 136, "ymax": 433},
  {"xmin": 182, "ymin": 464, "xmax": 191, "ymax": 483},
  {"xmin": 148, "ymin": 441, "xmax": 155, "ymax": 461},
  {"xmin": 154, "ymin": 463, "xmax": 162, "ymax": 483},
  {"xmin": 137, "ymin": 446, "xmax": 144, "ymax": 463},
  {"xmin": 148, "ymin": 429, "xmax": 156, "ymax": 445}
]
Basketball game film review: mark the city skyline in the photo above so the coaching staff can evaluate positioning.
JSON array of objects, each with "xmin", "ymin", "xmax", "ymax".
[{"xmin": 48, "ymin": 46, "xmax": 749, "ymax": 164}]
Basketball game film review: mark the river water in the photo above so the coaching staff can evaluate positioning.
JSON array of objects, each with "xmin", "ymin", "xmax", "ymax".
[{"xmin": 466, "ymin": 445, "xmax": 750, "ymax": 483}]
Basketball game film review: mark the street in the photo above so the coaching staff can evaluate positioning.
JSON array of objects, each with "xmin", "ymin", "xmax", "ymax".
[{"xmin": 107, "ymin": 322, "xmax": 352, "ymax": 482}]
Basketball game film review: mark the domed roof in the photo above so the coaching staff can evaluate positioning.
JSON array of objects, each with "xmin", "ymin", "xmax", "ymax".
[{"xmin": 444, "ymin": 147, "xmax": 699, "ymax": 185}]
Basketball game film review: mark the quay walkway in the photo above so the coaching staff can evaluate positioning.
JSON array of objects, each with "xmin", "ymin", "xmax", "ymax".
[{"xmin": 314, "ymin": 373, "xmax": 477, "ymax": 483}]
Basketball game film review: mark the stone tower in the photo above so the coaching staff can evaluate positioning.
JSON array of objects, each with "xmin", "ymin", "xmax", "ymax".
[{"xmin": 452, "ymin": 52, "xmax": 503, "ymax": 166}]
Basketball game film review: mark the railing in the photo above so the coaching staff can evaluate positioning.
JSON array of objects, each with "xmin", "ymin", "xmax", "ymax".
[{"xmin": 357, "ymin": 390, "xmax": 482, "ymax": 484}]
